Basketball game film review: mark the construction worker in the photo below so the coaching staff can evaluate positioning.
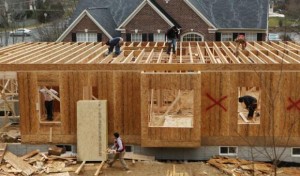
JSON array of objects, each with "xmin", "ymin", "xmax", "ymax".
[
  {"xmin": 105, "ymin": 37, "xmax": 124, "ymax": 56},
  {"xmin": 166, "ymin": 26, "xmax": 179, "ymax": 55},
  {"xmin": 39, "ymin": 86, "xmax": 58, "ymax": 121},
  {"xmin": 238, "ymin": 95, "xmax": 257, "ymax": 120},
  {"xmin": 234, "ymin": 34, "xmax": 247, "ymax": 56},
  {"xmin": 107, "ymin": 132, "xmax": 129, "ymax": 171}
]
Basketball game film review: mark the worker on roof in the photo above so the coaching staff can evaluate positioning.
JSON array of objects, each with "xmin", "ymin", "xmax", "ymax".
[
  {"xmin": 105, "ymin": 37, "xmax": 124, "ymax": 56},
  {"xmin": 166, "ymin": 26, "xmax": 179, "ymax": 55},
  {"xmin": 234, "ymin": 34, "xmax": 247, "ymax": 56}
]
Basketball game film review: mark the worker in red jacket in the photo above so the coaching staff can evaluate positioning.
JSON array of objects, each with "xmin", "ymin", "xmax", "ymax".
[
  {"xmin": 234, "ymin": 34, "xmax": 247, "ymax": 56},
  {"xmin": 107, "ymin": 132, "xmax": 129, "ymax": 171}
]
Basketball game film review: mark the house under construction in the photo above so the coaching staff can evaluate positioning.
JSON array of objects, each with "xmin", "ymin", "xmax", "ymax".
[{"xmin": 0, "ymin": 41, "xmax": 300, "ymax": 162}]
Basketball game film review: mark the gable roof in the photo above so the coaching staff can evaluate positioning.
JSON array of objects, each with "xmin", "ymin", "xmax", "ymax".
[
  {"xmin": 57, "ymin": 9, "xmax": 118, "ymax": 42},
  {"xmin": 186, "ymin": 0, "xmax": 268, "ymax": 30},
  {"xmin": 59, "ymin": 0, "xmax": 143, "ymax": 39},
  {"xmin": 117, "ymin": 0, "xmax": 176, "ymax": 30},
  {"xmin": 60, "ymin": 0, "xmax": 268, "ymax": 41},
  {"xmin": 69, "ymin": 0, "xmax": 144, "ymax": 26}
]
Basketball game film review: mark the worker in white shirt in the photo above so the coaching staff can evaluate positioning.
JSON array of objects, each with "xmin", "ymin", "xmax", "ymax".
[{"xmin": 39, "ymin": 86, "xmax": 58, "ymax": 121}]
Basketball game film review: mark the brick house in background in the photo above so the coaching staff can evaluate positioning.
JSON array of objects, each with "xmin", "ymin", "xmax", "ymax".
[{"xmin": 57, "ymin": 0, "xmax": 269, "ymax": 42}]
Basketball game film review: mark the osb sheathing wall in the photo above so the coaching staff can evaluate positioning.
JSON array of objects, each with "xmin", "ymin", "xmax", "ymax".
[
  {"xmin": 201, "ymin": 72, "xmax": 300, "ymax": 147},
  {"xmin": 17, "ymin": 71, "xmax": 141, "ymax": 144},
  {"xmin": 17, "ymin": 71, "xmax": 300, "ymax": 147}
]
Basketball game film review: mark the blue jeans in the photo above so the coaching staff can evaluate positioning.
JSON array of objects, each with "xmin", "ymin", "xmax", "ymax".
[
  {"xmin": 115, "ymin": 44, "xmax": 121, "ymax": 55},
  {"xmin": 167, "ymin": 38, "xmax": 176, "ymax": 54}
]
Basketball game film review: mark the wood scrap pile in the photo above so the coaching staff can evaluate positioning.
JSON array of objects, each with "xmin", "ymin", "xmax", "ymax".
[
  {"xmin": 0, "ymin": 145, "xmax": 77, "ymax": 176},
  {"xmin": 208, "ymin": 156, "xmax": 274, "ymax": 176},
  {"xmin": 166, "ymin": 165, "xmax": 189, "ymax": 176}
]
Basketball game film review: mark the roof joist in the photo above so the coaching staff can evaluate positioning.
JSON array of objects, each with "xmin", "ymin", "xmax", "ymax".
[{"xmin": 0, "ymin": 41, "xmax": 299, "ymax": 71}]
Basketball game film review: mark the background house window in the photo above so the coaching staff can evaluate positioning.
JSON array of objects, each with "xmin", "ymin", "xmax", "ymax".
[
  {"xmin": 292, "ymin": 148, "xmax": 300, "ymax": 157},
  {"xmin": 154, "ymin": 33, "xmax": 165, "ymax": 42},
  {"xmin": 219, "ymin": 146, "xmax": 238, "ymax": 155},
  {"xmin": 131, "ymin": 33, "xmax": 142, "ymax": 42},
  {"xmin": 182, "ymin": 32, "xmax": 203, "ymax": 41},
  {"xmin": 76, "ymin": 33, "xmax": 97, "ymax": 42},
  {"xmin": 246, "ymin": 33, "xmax": 257, "ymax": 41},
  {"xmin": 221, "ymin": 33, "xmax": 233, "ymax": 41}
]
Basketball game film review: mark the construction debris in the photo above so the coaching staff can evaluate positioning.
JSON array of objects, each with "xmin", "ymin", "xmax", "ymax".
[
  {"xmin": 208, "ymin": 156, "xmax": 276, "ymax": 176},
  {"xmin": 166, "ymin": 165, "xmax": 189, "ymax": 176}
]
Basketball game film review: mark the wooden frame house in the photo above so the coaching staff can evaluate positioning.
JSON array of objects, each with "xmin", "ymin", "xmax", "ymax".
[{"xmin": 1, "ymin": 41, "xmax": 300, "ymax": 153}]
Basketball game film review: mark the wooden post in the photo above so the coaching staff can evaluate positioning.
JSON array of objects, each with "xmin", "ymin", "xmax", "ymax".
[
  {"xmin": 94, "ymin": 160, "xmax": 105, "ymax": 176},
  {"xmin": 75, "ymin": 160, "xmax": 86, "ymax": 174}
]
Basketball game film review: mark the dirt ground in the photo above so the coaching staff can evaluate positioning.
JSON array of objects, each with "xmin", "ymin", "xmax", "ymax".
[
  {"xmin": 69, "ymin": 161, "xmax": 226, "ymax": 176},
  {"xmin": 65, "ymin": 160, "xmax": 300, "ymax": 176}
]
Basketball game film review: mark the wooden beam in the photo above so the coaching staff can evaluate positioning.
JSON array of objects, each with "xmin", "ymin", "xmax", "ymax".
[
  {"xmin": 145, "ymin": 49, "xmax": 154, "ymax": 63},
  {"xmin": 65, "ymin": 43, "xmax": 102, "ymax": 63},
  {"xmin": 188, "ymin": 42, "xmax": 193, "ymax": 63},
  {"xmin": 122, "ymin": 50, "xmax": 135, "ymax": 63},
  {"xmin": 205, "ymin": 42, "xmax": 216, "ymax": 63},
  {"xmin": 77, "ymin": 44, "xmax": 108, "ymax": 63},
  {"xmin": 18, "ymin": 43, "xmax": 65, "ymax": 64},
  {"xmin": 0, "ymin": 42, "xmax": 45, "ymax": 63},
  {"xmin": 262, "ymin": 42, "xmax": 300, "ymax": 63},
  {"xmin": 213, "ymin": 42, "xmax": 228, "ymax": 63},
  {"xmin": 75, "ymin": 161, "xmax": 86, "ymax": 174},
  {"xmin": 221, "ymin": 42, "xmax": 241, "ymax": 63},
  {"xmin": 196, "ymin": 42, "xmax": 205, "ymax": 63},
  {"xmin": 252, "ymin": 42, "xmax": 289, "ymax": 63},
  {"xmin": 94, "ymin": 160, "xmax": 105, "ymax": 176},
  {"xmin": 53, "ymin": 43, "xmax": 95, "ymax": 63},
  {"xmin": 156, "ymin": 49, "xmax": 164, "ymax": 63},
  {"xmin": 40, "ymin": 43, "xmax": 85, "ymax": 63},
  {"xmin": 6, "ymin": 43, "xmax": 58, "ymax": 64},
  {"xmin": 134, "ymin": 49, "xmax": 145, "ymax": 63},
  {"xmin": 247, "ymin": 43, "xmax": 278, "ymax": 63},
  {"xmin": 30, "ymin": 42, "xmax": 74, "ymax": 63}
]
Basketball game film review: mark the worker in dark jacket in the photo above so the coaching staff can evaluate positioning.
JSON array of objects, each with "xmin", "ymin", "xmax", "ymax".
[
  {"xmin": 238, "ymin": 95, "xmax": 257, "ymax": 119},
  {"xmin": 166, "ymin": 26, "xmax": 179, "ymax": 55},
  {"xmin": 105, "ymin": 37, "xmax": 124, "ymax": 56}
]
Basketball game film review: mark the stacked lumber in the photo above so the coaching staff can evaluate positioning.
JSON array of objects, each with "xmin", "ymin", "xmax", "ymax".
[
  {"xmin": 0, "ymin": 149, "xmax": 77, "ymax": 175},
  {"xmin": 208, "ymin": 156, "xmax": 274, "ymax": 176}
]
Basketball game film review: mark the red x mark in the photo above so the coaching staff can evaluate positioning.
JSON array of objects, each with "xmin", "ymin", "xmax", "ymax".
[
  {"xmin": 206, "ymin": 93, "xmax": 227, "ymax": 112},
  {"xmin": 287, "ymin": 97, "xmax": 300, "ymax": 111}
]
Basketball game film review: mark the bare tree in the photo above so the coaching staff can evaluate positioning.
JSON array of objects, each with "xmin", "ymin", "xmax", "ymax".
[
  {"xmin": 33, "ymin": 20, "xmax": 67, "ymax": 42},
  {"xmin": 237, "ymin": 63, "xmax": 298, "ymax": 176}
]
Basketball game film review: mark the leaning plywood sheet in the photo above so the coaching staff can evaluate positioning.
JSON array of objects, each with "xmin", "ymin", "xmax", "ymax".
[
  {"xmin": 77, "ymin": 100, "xmax": 107, "ymax": 161},
  {"xmin": 3, "ymin": 151, "xmax": 36, "ymax": 176}
]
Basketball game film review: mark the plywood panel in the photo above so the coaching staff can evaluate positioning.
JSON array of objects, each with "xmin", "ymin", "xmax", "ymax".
[
  {"xmin": 228, "ymin": 73, "xmax": 238, "ymax": 137},
  {"xmin": 28, "ymin": 73, "xmax": 39, "ymax": 134},
  {"xmin": 113, "ymin": 72, "xmax": 123, "ymax": 133},
  {"xmin": 60, "ymin": 72, "xmax": 71, "ymax": 134},
  {"xmin": 201, "ymin": 73, "xmax": 210, "ymax": 136},
  {"xmin": 18, "ymin": 72, "xmax": 30, "ymax": 134},
  {"xmin": 77, "ymin": 100, "xmax": 107, "ymax": 161}
]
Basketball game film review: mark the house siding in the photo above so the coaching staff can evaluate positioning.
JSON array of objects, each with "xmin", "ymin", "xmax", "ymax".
[
  {"xmin": 154, "ymin": 0, "xmax": 215, "ymax": 41},
  {"xmin": 124, "ymin": 4, "xmax": 170, "ymax": 38},
  {"xmin": 62, "ymin": 15, "xmax": 110, "ymax": 42}
]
